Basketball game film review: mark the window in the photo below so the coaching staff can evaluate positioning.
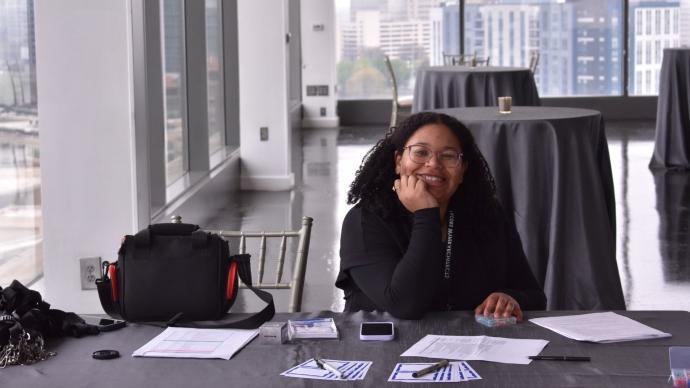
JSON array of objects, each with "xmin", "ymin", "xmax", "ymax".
[
  {"xmin": 654, "ymin": 9, "xmax": 661, "ymax": 35},
  {"xmin": 0, "ymin": 0, "xmax": 42, "ymax": 286},
  {"xmin": 335, "ymin": 1, "xmax": 689, "ymax": 99},
  {"xmin": 664, "ymin": 9, "xmax": 670, "ymax": 34},
  {"xmin": 161, "ymin": 0, "xmax": 188, "ymax": 185},
  {"xmin": 335, "ymin": 0, "xmax": 451, "ymax": 99},
  {"xmin": 205, "ymin": 0, "xmax": 225, "ymax": 158},
  {"xmin": 465, "ymin": 1, "xmax": 623, "ymax": 97}
]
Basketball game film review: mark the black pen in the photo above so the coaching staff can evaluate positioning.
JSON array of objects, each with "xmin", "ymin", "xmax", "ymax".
[
  {"xmin": 528, "ymin": 356, "xmax": 591, "ymax": 362},
  {"xmin": 412, "ymin": 359, "xmax": 449, "ymax": 378},
  {"xmin": 315, "ymin": 358, "xmax": 344, "ymax": 379}
]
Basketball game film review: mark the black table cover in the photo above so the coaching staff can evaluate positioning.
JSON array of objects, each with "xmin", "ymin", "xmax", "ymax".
[
  {"xmin": 435, "ymin": 106, "xmax": 624, "ymax": 311},
  {"xmin": 650, "ymin": 48, "xmax": 690, "ymax": 169},
  {"xmin": 4, "ymin": 310, "xmax": 686, "ymax": 387},
  {"xmin": 412, "ymin": 66, "xmax": 540, "ymax": 112}
]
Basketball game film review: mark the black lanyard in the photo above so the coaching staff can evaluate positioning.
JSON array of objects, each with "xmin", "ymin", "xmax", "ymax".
[{"xmin": 443, "ymin": 210, "xmax": 455, "ymax": 310}]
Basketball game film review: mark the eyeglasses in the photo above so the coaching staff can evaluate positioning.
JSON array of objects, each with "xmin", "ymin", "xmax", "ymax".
[{"xmin": 403, "ymin": 144, "xmax": 464, "ymax": 168}]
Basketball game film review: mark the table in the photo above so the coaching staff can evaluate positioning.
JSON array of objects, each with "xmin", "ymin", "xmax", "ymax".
[
  {"xmin": 435, "ymin": 106, "xmax": 624, "ymax": 311},
  {"xmin": 412, "ymin": 66, "xmax": 540, "ymax": 112},
  {"xmin": 4, "ymin": 310, "xmax": 687, "ymax": 387},
  {"xmin": 650, "ymin": 48, "xmax": 690, "ymax": 169},
  {"xmin": 651, "ymin": 169, "xmax": 690, "ymax": 281}
]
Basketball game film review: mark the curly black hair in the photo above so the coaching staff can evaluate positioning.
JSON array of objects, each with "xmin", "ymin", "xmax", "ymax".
[{"xmin": 347, "ymin": 111, "xmax": 498, "ymax": 220}]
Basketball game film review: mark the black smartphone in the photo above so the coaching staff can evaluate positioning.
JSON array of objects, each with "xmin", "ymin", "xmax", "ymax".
[
  {"xmin": 359, "ymin": 321, "xmax": 395, "ymax": 341},
  {"xmin": 80, "ymin": 315, "xmax": 127, "ymax": 332}
]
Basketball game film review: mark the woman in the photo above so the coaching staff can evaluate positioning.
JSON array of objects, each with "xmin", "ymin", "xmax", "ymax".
[{"xmin": 336, "ymin": 112, "xmax": 546, "ymax": 320}]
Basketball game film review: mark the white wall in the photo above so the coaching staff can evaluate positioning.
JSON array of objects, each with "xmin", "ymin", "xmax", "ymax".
[
  {"xmin": 237, "ymin": 0, "xmax": 294, "ymax": 190},
  {"xmin": 300, "ymin": 0, "xmax": 339, "ymax": 128},
  {"xmin": 36, "ymin": 1, "xmax": 138, "ymax": 313}
]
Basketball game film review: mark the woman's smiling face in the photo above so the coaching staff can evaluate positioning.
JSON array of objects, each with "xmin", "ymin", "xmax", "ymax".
[{"xmin": 395, "ymin": 123, "xmax": 468, "ymax": 208}]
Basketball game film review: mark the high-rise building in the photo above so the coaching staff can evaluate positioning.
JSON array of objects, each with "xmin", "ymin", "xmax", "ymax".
[
  {"xmin": 0, "ymin": 0, "xmax": 36, "ymax": 108},
  {"xmin": 572, "ymin": 1, "xmax": 622, "ymax": 96},
  {"xmin": 629, "ymin": 1, "xmax": 679, "ymax": 95}
]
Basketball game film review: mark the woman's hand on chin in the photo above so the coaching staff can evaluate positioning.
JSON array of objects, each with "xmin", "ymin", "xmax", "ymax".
[
  {"xmin": 474, "ymin": 292, "xmax": 523, "ymax": 322},
  {"xmin": 393, "ymin": 174, "xmax": 439, "ymax": 213}
]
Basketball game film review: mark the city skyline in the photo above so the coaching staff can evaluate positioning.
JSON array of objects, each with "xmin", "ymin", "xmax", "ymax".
[{"xmin": 336, "ymin": 0, "xmax": 689, "ymax": 98}]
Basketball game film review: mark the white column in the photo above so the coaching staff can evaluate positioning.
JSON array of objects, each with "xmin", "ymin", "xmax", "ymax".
[
  {"xmin": 237, "ymin": 0, "xmax": 294, "ymax": 190},
  {"xmin": 300, "ymin": 0, "xmax": 339, "ymax": 128},
  {"xmin": 36, "ymin": 1, "xmax": 140, "ymax": 313}
]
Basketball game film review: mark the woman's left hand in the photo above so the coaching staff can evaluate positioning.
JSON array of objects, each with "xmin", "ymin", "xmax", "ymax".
[{"xmin": 474, "ymin": 292, "xmax": 523, "ymax": 321}]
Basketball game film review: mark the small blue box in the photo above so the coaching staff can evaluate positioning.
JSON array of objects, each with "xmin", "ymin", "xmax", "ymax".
[
  {"xmin": 475, "ymin": 315, "xmax": 517, "ymax": 327},
  {"xmin": 670, "ymin": 347, "xmax": 690, "ymax": 387}
]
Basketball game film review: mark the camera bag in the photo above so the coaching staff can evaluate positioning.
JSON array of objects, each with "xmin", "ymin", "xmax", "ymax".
[{"xmin": 95, "ymin": 222, "xmax": 274, "ymax": 329}]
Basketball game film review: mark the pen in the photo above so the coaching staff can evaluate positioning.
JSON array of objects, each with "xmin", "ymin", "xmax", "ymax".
[
  {"xmin": 412, "ymin": 359, "xmax": 449, "ymax": 378},
  {"xmin": 528, "ymin": 356, "xmax": 591, "ymax": 362},
  {"xmin": 315, "ymin": 358, "xmax": 344, "ymax": 379}
]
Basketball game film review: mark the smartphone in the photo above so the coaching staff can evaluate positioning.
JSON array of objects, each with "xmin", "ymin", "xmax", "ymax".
[
  {"xmin": 359, "ymin": 321, "xmax": 395, "ymax": 341},
  {"xmin": 80, "ymin": 315, "xmax": 127, "ymax": 332}
]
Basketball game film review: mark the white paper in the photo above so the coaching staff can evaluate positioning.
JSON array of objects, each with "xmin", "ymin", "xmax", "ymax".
[
  {"xmin": 401, "ymin": 335, "xmax": 548, "ymax": 365},
  {"xmin": 281, "ymin": 358, "xmax": 372, "ymax": 381},
  {"xmin": 132, "ymin": 327, "xmax": 258, "ymax": 360},
  {"xmin": 387, "ymin": 361, "xmax": 482, "ymax": 383},
  {"xmin": 529, "ymin": 312, "xmax": 672, "ymax": 343}
]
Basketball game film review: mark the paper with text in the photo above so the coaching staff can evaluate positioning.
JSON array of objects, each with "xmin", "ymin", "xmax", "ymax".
[
  {"xmin": 388, "ymin": 361, "xmax": 482, "ymax": 383},
  {"xmin": 281, "ymin": 358, "xmax": 372, "ymax": 381},
  {"xmin": 529, "ymin": 312, "xmax": 672, "ymax": 343},
  {"xmin": 132, "ymin": 327, "xmax": 258, "ymax": 360},
  {"xmin": 401, "ymin": 335, "xmax": 548, "ymax": 364}
]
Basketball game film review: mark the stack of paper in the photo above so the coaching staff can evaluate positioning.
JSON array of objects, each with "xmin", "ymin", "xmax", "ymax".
[
  {"xmin": 132, "ymin": 327, "xmax": 258, "ymax": 360},
  {"xmin": 529, "ymin": 312, "xmax": 672, "ymax": 343},
  {"xmin": 401, "ymin": 335, "xmax": 548, "ymax": 365}
]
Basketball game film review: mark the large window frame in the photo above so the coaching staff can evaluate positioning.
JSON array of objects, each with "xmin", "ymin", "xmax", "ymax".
[
  {"xmin": 338, "ymin": 1, "xmax": 661, "ymax": 123},
  {"xmin": 131, "ymin": 0, "xmax": 240, "ymax": 220}
]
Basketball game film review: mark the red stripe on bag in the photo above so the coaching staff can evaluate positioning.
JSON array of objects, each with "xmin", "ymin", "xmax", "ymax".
[
  {"xmin": 108, "ymin": 264, "xmax": 119, "ymax": 302},
  {"xmin": 226, "ymin": 261, "xmax": 237, "ymax": 300}
]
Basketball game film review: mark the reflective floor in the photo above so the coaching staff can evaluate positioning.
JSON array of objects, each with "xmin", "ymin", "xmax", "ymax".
[{"xmin": 175, "ymin": 120, "xmax": 690, "ymax": 312}]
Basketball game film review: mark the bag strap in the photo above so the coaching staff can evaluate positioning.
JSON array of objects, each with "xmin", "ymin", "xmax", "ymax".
[
  {"xmin": 95, "ymin": 262, "xmax": 123, "ymax": 320},
  {"xmin": 133, "ymin": 223, "xmax": 206, "ymax": 247},
  {"xmin": 167, "ymin": 254, "xmax": 275, "ymax": 329}
]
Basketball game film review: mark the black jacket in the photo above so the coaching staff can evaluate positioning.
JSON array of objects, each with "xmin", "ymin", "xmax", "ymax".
[{"xmin": 336, "ymin": 201, "xmax": 546, "ymax": 319}]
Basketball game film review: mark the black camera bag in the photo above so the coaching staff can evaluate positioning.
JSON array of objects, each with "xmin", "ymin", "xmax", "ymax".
[{"xmin": 95, "ymin": 222, "xmax": 274, "ymax": 329}]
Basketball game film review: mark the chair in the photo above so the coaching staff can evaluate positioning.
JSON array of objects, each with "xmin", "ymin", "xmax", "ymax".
[
  {"xmin": 529, "ymin": 50, "xmax": 540, "ymax": 74},
  {"xmin": 475, "ymin": 56, "xmax": 491, "ymax": 66},
  {"xmin": 176, "ymin": 215, "xmax": 314, "ymax": 312},
  {"xmin": 384, "ymin": 55, "xmax": 413, "ymax": 128},
  {"xmin": 463, "ymin": 52, "xmax": 490, "ymax": 67},
  {"xmin": 442, "ymin": 52, "xmax": 463, "ymax": 66}
]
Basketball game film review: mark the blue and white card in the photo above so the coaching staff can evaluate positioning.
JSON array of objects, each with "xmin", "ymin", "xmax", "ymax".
[
  {"xmin": 388, "ymin": 361, "xmax": 482, "ymax": 383},
  {"xmin": 281, "ymin": 358, "xmax": 372, "ymax": 381}
]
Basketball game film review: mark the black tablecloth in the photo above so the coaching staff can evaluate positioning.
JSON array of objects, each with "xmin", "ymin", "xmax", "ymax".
[
  {"xmin": 651, "ymin": 169, "xmax": 690, "ymax": 282},
  {"xmin": 650, "ymin": 48, "xmax": 690, "ymax": 169},
  {"xmin": 436, "ymin": 106, "xmax": 624, "ymax": 311},
  {"xmin": 412, "ymin": 66, "xmax": 540, "ymax": 112},
  {"xmin": 4, "ymin": 310, "xmax": 687, "ymax": 387}
]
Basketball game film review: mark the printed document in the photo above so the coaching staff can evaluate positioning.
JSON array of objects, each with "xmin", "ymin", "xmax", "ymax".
[
  {"xmin": 281, "ymin": 358, "xmax": 372, "ymax": 381},
  {"xmin": 529, "ymin": 312, "xmax": 672, "ymax": 343},
  {"xmin": 388, "ymin": 361, "xmax": 482, "ymax": 383},
  {"xmin": 132, "ymin": 327, "xmax": 258, "ymax": 360},
  {"xmin": 401, "ymin": 335, "xmax": 548, "ymax": 364}
]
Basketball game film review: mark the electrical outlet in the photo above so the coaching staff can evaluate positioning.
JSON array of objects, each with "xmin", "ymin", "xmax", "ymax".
[
  {"xmin": 260, "ymin": 126, "xmax": 269, "ymax": 141},
  {"xmin": 320, "ymin": 107, "xmax": 326, "ymax": 117},
  {"xmin": 80, "ymin": 257, "xmax": 101, "ymax": 290}
]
